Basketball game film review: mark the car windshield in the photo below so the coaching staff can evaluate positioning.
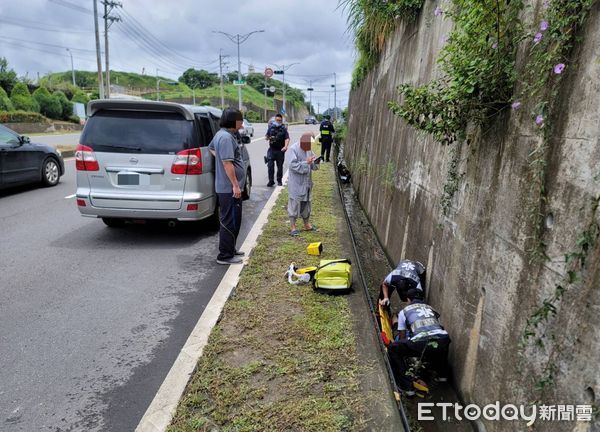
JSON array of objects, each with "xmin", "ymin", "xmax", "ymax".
[{"xmin": 80, "ymin": 110, "xmax": 195, "ymax": 154}]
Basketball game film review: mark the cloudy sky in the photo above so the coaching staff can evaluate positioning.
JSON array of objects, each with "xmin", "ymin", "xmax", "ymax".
[{"xmin": 0, "ymin": 0, "xmax": 355, "ymax": 111}]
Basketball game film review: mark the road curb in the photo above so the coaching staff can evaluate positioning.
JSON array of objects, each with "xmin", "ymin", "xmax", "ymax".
[{"xmin": 135, "ymin": 173, "xmax": 289, "ymax": 432}]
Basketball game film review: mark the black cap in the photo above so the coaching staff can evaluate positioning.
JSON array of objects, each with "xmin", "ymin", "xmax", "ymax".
[{"xmin": 407, "ymin": 288, "xmax": 424, "ymax": 301}]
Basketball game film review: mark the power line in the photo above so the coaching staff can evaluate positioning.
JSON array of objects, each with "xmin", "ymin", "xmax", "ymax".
[
  {"xmin": 0, "ymin": 16, "xmax": 90, "ymax": 33},
  {"xmin": 0, "ymin": 40, "xmax": 96, "ymax": 61},
  {"xmin": 48, "ymin": 0, "xmax": 93, "ymax": 15},
  {"xmin": 0, "ymin": 35, "xmax": 98, "ymax": 53}
]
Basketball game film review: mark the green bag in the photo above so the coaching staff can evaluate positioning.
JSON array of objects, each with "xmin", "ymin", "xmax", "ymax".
[{"xmin": 313, "ymin": 259, "xmax": 352, "ymax": 290}]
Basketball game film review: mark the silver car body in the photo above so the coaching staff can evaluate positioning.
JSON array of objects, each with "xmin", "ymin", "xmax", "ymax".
[{"xmin": 76, "ymin": 100, "xmax": 250, "ymax": 222}]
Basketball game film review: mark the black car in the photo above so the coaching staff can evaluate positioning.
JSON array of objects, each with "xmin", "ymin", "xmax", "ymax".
[
  {"xmin": 0, "ymin": 124, "xmax": 64, "ymax": 190},
  {"xmin": 304, "ymin": 115, "xmax": 317, "ymax": 125}
]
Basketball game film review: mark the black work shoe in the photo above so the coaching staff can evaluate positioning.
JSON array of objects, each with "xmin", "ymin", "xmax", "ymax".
[
  {"xmin": 216, "ymin": 256, "xmax": 243, "ymax": 265},
  {"xmin": 234, "ymin": 250, "xmax": 245, "ymax": 256},
  {"xmin": 267, "ymin": 181, "xmax": 275, "ymax": 187},
  {"xmin": 277, "ymin": 181, "xmax": 283, "ymax": 186}
]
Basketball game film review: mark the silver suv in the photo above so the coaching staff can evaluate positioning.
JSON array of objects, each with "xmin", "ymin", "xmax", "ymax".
[{"xmin": 75, "ymin": 100, "xmax": 252, "ymax": 227}]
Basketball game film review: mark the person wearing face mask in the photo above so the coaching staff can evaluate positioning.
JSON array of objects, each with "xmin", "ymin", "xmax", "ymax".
[
  {"xmin": 287, "ymin": 132, "xmax": 320, "ymax": 236},
  {"xmin": 264, "ymin": 113, "xmax": 290, "ymax": 187}
]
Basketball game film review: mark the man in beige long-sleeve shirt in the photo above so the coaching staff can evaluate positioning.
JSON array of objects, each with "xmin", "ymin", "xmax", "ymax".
[{"xmin": 287, "ymin": 132, "xmax": 320, "ymax": 236}]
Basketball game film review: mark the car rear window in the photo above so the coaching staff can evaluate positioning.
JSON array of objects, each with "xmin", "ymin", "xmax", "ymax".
[{"xmin": 80, "ymin": 110, "xmax": 195, "ymax": 154}]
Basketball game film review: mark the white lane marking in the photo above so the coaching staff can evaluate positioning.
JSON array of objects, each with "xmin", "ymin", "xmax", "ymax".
[
  {"xmin": 250, "ymin": 137, "xmax": 264, "ymax": 143},
  {"xmin": 135, "ymin": 172, "xmax": 290, "ymax": 432},
  {"xmin": 64, "ymin": 194, "xmax": 76, "ymax": 199}
]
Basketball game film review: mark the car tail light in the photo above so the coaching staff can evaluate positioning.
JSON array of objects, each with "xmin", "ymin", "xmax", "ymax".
[
  {"xmin": 187, "ymin": 203, "xmax": 199, "ymax": 211},
  {"xmin": 75, "ymin": 144, "xmax": 99, "ymax": 171},
  {"xmin": 171, "ymin": 148, "xmax": 202, "ymax": 175},
  {"xmin": 76, "ymin": 199, "xmax": 86, "ymax": 207}
]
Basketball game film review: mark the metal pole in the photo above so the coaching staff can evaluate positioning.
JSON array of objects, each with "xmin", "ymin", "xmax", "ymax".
[
  {"xmin": 264, "ymin": 76, "xmax": 267, "ymax": 121},
  {"xmin": 156, "ymin": 69, "xmax": 159, "ymax": 101},
  {"xmin": 236, "ymin": 35, "xmax": 242, "ymax": 111},
  {"xmin": 104, "ymin": 0, "xmax": 110, "ymax": 98},
  {"xmin": 282, "ymin": 64, "xmax": 286, "ymax": 115},
  {"xmin": 309, "ymin": 80, "xmax": 312, "ymax": 115},
  {"xmin": 219, "ymin": 49, "xmax": 225, "ymax": 109},
  {"xmin": 93, "ymin": 0, "xmax": 104, "ymax": 98},
  {"xmin": 333, "ymin": 72, "xmax": 337, "ymax": 122},
  {"xmin": 192, "ymin": 87, "xmax": 196, "ymax": 105},
  {"xmin": 67, "ymin": 49, "xmax": 75, "ymax": 86}
]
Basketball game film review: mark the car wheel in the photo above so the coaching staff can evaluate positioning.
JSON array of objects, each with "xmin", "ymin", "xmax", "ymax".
[
  {"xmin": 102, "ymin": 217, "xmax": 125, "ymax": 228},
  {"xmin": 42, "ymin": 158, "xmax": 60, "ymax": 186},
  {"xmin": 242, "ymin": 169, "xmax": 252, "ymax": 200}
]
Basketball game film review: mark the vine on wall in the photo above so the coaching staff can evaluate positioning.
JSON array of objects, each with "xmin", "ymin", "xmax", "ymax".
[{"xmin": 388, "ymin": 0, "xmax": 525, "ymax": 145}]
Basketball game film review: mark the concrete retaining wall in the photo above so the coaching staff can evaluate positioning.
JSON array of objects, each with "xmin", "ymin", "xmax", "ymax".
[{"xmin": 345, "ymin": 1, "xmax": 599, "ymax": 430}]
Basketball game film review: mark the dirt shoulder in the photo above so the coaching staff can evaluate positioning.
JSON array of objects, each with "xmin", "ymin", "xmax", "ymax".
[{"xmin": 168, "ymin": 160, "xmax": 402, "ymax": 431}]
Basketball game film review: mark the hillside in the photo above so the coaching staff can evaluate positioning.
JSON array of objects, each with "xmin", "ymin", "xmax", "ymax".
[{"xmin": 43, "ymin": 70, "xmax": 306, "ymax": 113}]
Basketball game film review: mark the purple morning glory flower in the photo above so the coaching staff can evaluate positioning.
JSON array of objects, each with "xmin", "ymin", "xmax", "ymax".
[
  {"xmin": 535, "ymin": 115, "xmax": 544, "ymax": 126},
  {"xmin": 543, "ymin": 0, "xmax": 550, "ymax": 8},
  {"xmin": 554, "ymin": 63, "xmax": 565, "ymax": 74},
  {"xmin": 434, "ymin": 6, "xmax": 443, "ymax": 16},
  {"xmin": 511, "ymin": 101, "xmax": 521, "ymax": 109},
  {"xmin": 533, "ymin": 32, "xmax": 543, "ymax": 44},
  {"xmin": 540, "ymin": 20, "xmax": 549, "ymax": 31},
  {"xmin": 492, "ymin": 42, "xmax": 498, "ymax": 49}
]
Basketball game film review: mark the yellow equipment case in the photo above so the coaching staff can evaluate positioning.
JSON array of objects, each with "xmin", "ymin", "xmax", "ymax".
[{"xmin": 313, "ymin": 259, "xmax": 352, "ymax": 291}]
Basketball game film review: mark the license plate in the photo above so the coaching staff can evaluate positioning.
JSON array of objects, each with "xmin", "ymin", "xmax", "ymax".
[{"xmin": 118, "ymin": 173, "xmax": 139, "ymax": 185}]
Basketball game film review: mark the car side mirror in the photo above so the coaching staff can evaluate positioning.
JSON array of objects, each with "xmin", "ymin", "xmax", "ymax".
[
  {"xmin": 19, "ymin": 135, "xmax": 30, "ymax": 144},
  {"xmin": 241, "ymin": 135, "xmax": 250, "ymax": 144}
]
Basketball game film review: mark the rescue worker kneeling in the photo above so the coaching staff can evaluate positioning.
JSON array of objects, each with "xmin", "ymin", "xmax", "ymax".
[{"xmin": 388, "ymin": 289, "xmax": 451, "ymax": 395}]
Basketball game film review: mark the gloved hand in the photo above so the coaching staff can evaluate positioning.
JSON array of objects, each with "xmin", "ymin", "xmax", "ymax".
[{"xmin": 379, "ymin": 297, "xmax": 390, "ymax": 307}]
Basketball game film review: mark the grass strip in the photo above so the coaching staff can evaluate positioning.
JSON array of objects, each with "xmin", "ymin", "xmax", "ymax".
[{"xmin": 169, "ymin": 159, "xmax": 366, "ymax": 431}]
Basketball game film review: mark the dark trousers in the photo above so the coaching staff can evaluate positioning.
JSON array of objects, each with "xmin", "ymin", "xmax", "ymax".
[
  {"xmin": 321, "ymin": 139, "xmax": 332, "ymax": 162},
  {"xmin": 267, "ymin": 148, "xmax": 285, "ymax": 183},
  {"xmin": 217, "ymin": 192, "xmax": 242, "ymax": 260},
  {"xmin": 388, "ymin": 336, "xmax": 450, "ymax": 390}
]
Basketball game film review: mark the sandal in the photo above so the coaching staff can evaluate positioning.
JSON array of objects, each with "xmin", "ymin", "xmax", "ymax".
[
  {"xmin": 290, "ymin": 229, "xmax": 300, "ymax": 236},
  {"xmin": 304, "ymin": 225, "xmax": 318, "ymax": 232}
]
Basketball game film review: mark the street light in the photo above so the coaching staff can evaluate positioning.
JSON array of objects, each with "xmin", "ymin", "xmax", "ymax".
[
  {"xmin": 66, "ymin": 48, "xmax": 75, "ymax": 86},
  {"xmin": 213, "ymin": 29, "xmax": 265, "ymax": 111},
  {"xmin": 272, "ymin": 62, "xmax": 299, "ymax": 116},
  {"xmin": 156, "ymin": 69, "xmax": 177, "ymax": 101}
]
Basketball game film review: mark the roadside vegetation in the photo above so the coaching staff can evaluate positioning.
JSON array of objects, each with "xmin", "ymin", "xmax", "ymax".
[{"xmin": 168, "ymin": 157, "xmax": 368, "ymax": 431}]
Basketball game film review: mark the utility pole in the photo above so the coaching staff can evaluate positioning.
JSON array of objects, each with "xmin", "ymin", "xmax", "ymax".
[
  {"xmin": 214, "ymin": 30, "xmax": 265, "ymax": 111},
  {"xmin": 307, "ymin": 80, "xmax": 313, "ymax": 115},
  {"xmin": 219, "ymin": 49, "xmax": 229, "ymax": 109},
  {"xmin": 93, "ymin": 0, "xmax": 104, "ymax": 98},
  {"xmin": 333, "ymin": 72, "xmax": 337, "ymax": 122},
  {"xmin": 263, "ymin": 76, "xmax": 267, "ymax": 121},
  {"xmin": 317, "ymin": 102, "xmax": 320, "ymax": 115},
  {"xmin": 273, "ymin": 62, "xmax": 299, "ymax": 116},
  {"xmin": 102, "ymin": 0, "xmax": 122, "ymax": 99},
  {"xmin": 66, "ymin": 48, "xmax": 75, "ymax": 86}
]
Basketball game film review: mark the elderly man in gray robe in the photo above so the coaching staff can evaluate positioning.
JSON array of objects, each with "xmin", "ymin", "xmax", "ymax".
[{"xmin": 288, "ymin": 132, "xmax": 320, "ymax": 236}]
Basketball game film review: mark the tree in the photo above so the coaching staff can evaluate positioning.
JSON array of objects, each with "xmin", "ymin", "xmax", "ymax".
[
  {"xmin": 71, "ymin": 89, "xmax": 90, "ymax": 105},
  {"xmin": 226, "ymin": 71, "xmax": 239, "ymax": 83},
  {"xmin": 178, "ymin": 68, "xmax": 218, "ymax": 89},
  {"xmin": 10, "ymin": 82, "xmax": 39, "ymax": 112},
  {"xmin": 0, "ymin": 86, "xmax": 14, "ymax": 111},
  {"xmin": 33, "ymin": 87, "xmax": 62, "ymax": 119},
  {"xmin": 53, "ymin": 90, "xmax": 73, "ymax": 120},
  {"xmin": 0, "ymin": 57, "xmax": 18, "ymax": 94}
]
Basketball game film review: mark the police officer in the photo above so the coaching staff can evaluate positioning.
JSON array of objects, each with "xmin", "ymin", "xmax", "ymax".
[
  {"xmin": 319, "ymin": 115, "xmax": 335, "ymax": 162},
  {"xmin": 388, "ymin": 289, "xmax": 450, "ymax": 395},
  {"xmin": 379, "ymin": 259, "xmax": 426, "ymax": 306},
  {"xmin": 265, "ymin": 113, "xmax": 290, "ymax": 186}
]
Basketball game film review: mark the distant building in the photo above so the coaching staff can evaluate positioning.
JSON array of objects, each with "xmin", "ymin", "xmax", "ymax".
[{"xmin": 247, "ymin": 64, "xmax": 255, "ymax": 74}]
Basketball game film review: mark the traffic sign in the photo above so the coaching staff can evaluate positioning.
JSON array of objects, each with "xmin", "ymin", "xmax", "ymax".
[
  {"xmin": 307, "ymin": 87, "xmax": 314, "ymax": 91},
  {"xmin": 269, "ymin": 86, "xmax": 276, "ymax": 92},
  {"xmin": 264, "ymin": 67, "xmax": 273, "ymax": 78},
  {"xmin": 281, "ymin": 108, "xmax": 286, "ymax": 114},
  {"xmin": 273, "ymin": 70, "xmax": 284, "ymax": 75},
  {"xmin": 233, "ymin": 80, "xmax": 246, "ymax": 86}
]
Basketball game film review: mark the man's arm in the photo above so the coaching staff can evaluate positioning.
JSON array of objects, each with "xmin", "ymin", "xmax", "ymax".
[
  {"xmin": 282, "ymin": 130, "xmax": 290, "ymax": 151},
  {"xmin": 397, "ymin": 310, "xmax": 407, "ymax": 340},
  {"xmin": 222, "ymin": 160, "xmax": 241, "ymax": 198}
]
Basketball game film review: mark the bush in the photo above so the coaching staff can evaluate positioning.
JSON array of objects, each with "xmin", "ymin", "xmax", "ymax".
[
  {"xmin": 0, "ymin": 110, "xmax": 48, "ymax": 123},
  {"xmin": 33, "ymin": 87, "xmax": 62, "ymax": 119},
  {"xmin": 71, "ymin": 89, "xmax": 90, "ymax": 105},
  {"xmin": 0, "ymin": 86, "xmax": 14, "ymax": 111},
  {"xmin": 10, "ymin": 83, "xmax": 39, "ymax": 112},
  {"xmin": 53, "ymin": 90, "xmax": 73, "ymax": 120},
  {"xmin": 245, "ymin": 110, "xmax": 261, "ymax": 122}
]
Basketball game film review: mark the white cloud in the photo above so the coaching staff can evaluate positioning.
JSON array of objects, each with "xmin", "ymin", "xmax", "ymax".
[{"xmin": 0, "ymin": 0, "xmax": 356, "ymax": 109}]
